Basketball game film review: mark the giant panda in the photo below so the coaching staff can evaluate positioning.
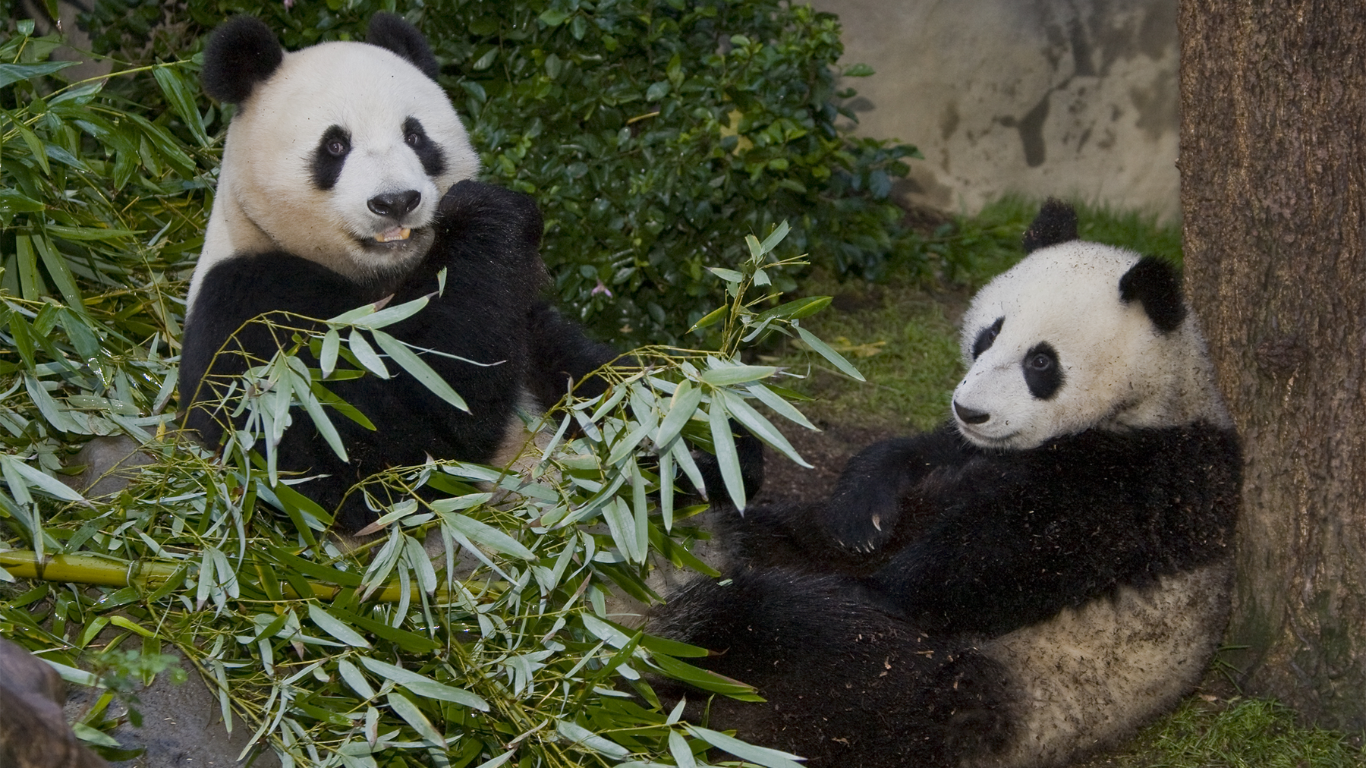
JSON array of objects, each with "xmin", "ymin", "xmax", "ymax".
[
  {"xmin": 650, "ymin": 200, "xmax": 1241, "ymax": 768},
  {"xmin": 180, "ymin": 14, "xmax": 612, "ymax": 532}
]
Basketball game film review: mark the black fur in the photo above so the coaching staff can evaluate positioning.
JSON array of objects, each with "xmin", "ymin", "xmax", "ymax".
[
  {"xmin": 1022, "ymin": 341, "xmax": 1063, "ymax": 399},
  {"xmin": 366, "ymin": 13, "xmax": 440, "ymax": 80},
  {"xmin": 650, "ymin": 570, "xmax": 1017, "ymax": 767},
  {"xmin": 310, "ymin": 125, "xmax": 350, "ymax": 191},
  {"xmin": 402, "ymin": 117, "xmax": 447, "ymax": 178},
  {"xmin": 1021, "ymin": 198, "xmax": 1078, "ymax": 253},
  {"xmin": 971, "ymin": 316, "xmax": 1003, "ymax": 360},
  {"xmin": 1120, "ymin": 255, "xmax": 1188, "ymax": 333},
  {"xmin": 181, "ymin": 182, "xmax": 613, "ymax": 531},
  {"xmin": 201, "ymin": 16, "xmax": 283, "ymax": 104},
  {"xmin": 651, "ymin": 420, "xmax": 1240, "ymax": 766}
]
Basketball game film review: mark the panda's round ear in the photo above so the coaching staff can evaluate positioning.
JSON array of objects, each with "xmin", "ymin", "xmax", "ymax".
[
  {"xmin": 1120, "ymin": 256, "xmax": 1188, "ymax": 333},
  {"xmin": 1022, "ymin": 198, "xmax": 1079, "ymax": 253},
  {"xmin": 202, "ymin": 16, "xmax": 283, "ymax": 104},
  {"xmin": 367, "ymin": 13, "xmax": 440, "ymax": 80}
]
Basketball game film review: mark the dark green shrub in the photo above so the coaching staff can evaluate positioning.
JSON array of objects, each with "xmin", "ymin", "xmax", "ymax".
[{"xmin": 78, "ymin": 0, "xmax": 922, "ymax": 345}]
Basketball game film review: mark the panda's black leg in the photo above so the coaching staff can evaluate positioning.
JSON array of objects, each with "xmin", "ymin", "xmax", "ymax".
[{"xmin": 525, "ymin": 301, "xmax": 617, "ymax": 410}]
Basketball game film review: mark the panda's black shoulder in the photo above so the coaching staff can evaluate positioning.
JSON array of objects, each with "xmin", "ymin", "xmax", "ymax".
[{"xmin": 190, "ymin": 251, "xmax": 381, "ymax": 331}]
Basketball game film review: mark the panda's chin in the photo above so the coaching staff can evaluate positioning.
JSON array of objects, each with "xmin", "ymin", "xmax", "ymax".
[{"xmin": 955, "ymin": 423, "xmax": 1026, "ymax": 451}]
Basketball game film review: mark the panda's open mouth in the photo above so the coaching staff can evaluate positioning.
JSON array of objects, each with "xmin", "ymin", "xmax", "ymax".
[
  {"xmin": 375, "ymin": 227, "xmax": 411, "ymax": 243},
  {"xmin": 357, "ymin": 225, "xmax": 433, "ymax": 256}
]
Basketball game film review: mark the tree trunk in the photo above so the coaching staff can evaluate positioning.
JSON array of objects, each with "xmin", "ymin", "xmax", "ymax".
[{"xmin": 1178, "ymin": 0, "xmax": 1366, "ymax": 732}]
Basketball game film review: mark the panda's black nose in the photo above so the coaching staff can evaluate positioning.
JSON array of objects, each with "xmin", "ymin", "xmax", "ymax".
[
  {"xmin": 368, "ymin": 190, "xmax": 421, "ymax": 219},
  {"xmin": 953, "ymin": 400, "xmax": 990, "ymax": 425}
]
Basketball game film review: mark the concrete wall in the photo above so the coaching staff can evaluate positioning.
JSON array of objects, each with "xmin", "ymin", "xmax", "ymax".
[{"xmin": 812, "ymin": 0, "xmax": 1181, "ymax": 219}]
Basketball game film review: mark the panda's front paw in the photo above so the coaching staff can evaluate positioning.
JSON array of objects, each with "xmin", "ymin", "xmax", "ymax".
[
  {"xmin": 437, "ymin": 180, "xmax": 543, "ymax": 250},
  {"xmin": 817, "ymin": 482, "xmax": 901, "ymax": 555}
]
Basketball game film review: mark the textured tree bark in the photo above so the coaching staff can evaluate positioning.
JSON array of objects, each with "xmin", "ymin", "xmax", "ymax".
[{"xmin": 1178, "ymin": 0, "xmax": 1366, "ymax": 732}]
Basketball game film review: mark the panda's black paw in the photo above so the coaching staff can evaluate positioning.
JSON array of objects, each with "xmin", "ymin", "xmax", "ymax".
[
  {"xmin": 437, "ymin": 180, "xmax": 544, "ymax": 257},
  {"xmin": 817, "ymin": 482, "xmax": 901, "ymax": 555}
]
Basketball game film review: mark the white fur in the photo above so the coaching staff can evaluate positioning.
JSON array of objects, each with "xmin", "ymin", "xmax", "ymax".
[
  {"xmin": 971, "ymin": 563, "xmax": 1232, "ymax": 768},
  {"xmin": 953, "ymin": 243, "xmax": 1229, "ymax": 449},
  {"xmin": 187, "ymin": 40, "xmax": 480, "ymax": 315}
]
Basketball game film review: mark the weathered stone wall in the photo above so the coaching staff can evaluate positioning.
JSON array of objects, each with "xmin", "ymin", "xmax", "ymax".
[{"xmin": 812, "ymin": 0, "xmax": 1180, "ymax": 219}]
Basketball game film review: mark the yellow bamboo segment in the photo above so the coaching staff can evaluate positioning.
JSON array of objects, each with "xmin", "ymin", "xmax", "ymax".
[{"xmin": 0, "ymin": 550, "xmax": 493, "ymax": 603}]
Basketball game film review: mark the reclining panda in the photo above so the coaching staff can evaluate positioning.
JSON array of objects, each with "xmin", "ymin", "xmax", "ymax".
[
  {"xmin": 651, "ymin": 201, "xmax": 1241, "ymax": 768},
  {"xmin": 180, "ymin": 14, "xmax": 611, "ymax": 532}
]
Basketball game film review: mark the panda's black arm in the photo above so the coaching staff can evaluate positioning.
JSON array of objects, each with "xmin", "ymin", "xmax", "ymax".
[
  {"xmin": 180, "ymin": 252, "xmax": 390, "ymax": 444},
  {"xmin": 525, "ymin": 300, "xmax": 616, "ymax": 409},
  {"xmin": 871, "ymin": 424, "xmax": 1241, "ymax": 637},
  {"xmin": 398, "ymin": 180, "xmax": 617, "ymax": 409},
  {"xmin": 714, "ymin": 423, "xmax": 974, "ymax": 574},
  {"xmin": 814, "ymin": 423, "xmax": 975, "ymax": 555},
  {"xmin": 388, "ymin": 180, "xmax": 545, "ymax": 307}
]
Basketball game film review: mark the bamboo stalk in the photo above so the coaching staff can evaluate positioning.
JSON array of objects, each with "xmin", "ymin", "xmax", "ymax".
[{"xmin": 0, "ymin": 551, "xmax": 490, "ymax": 603}]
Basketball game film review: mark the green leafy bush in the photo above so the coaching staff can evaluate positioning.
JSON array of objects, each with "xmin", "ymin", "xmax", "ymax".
[{"xmin": 78, "ymin": 0, "xmax": 921, "ymax": 345}]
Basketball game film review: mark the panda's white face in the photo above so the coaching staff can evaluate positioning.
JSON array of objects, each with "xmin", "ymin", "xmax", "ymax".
[
  {"xmin": 190, "ymin": 39, "xmax": 479, "ymax": 309},
  {"xmin": 952, "ymin": 242, "xmax": 1227, "ymax": 450}
]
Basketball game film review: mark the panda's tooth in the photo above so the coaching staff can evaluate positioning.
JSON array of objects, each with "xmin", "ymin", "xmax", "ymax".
[{"xmin": 374, "ymin": 227, "xmax": 412, "ymax": 243}]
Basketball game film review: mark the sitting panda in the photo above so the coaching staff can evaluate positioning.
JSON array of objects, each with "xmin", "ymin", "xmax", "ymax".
[
  {"xmin": 650, "ymin": 200, "xmax": 1241, "ymax": 768},
  {"xmin": 180, "ymin": 14, "xmax": 612, "ymax": 532}
]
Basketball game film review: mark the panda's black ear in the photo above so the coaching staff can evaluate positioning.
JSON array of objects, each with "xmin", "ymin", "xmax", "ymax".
[
  {"xmin": 1022, "ymin": 198, "xmax": 1079, "ymax": 253},
  {"xmin": 1120, "ymin": 256, "xmax": 1187, "ymax": 333},
  {"xmin": 367, "ymin": 13, "xmax": 440, "ymax": 80},
  {"xmin": 202, "ymin": 16, "xmax": 283, "ymax": 104}
]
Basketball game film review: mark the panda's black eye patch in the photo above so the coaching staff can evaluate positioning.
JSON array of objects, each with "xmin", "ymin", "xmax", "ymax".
[
  {"xmin": 402, "ymin": 117, "xmax": 446, "ymax": 178},
  {"xmin": 1023, "ymin": 342, "xmax": 1064, "ymax": 400},
  {"xmin": 972, "ymin": 317, "xmax": 1004, "ymax": 360},
  {"xmin": 311, "ymin": 125, "xmax": 351, "ymax": 191}
]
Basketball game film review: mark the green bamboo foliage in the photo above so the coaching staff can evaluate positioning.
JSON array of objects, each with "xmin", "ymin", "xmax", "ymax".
[{"xmin": 2, "ymin": 31, "xmax": 858, "ymax": 761}]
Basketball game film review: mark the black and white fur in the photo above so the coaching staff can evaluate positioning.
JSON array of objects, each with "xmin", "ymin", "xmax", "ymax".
[
  {"xmin": 180, "ymin": 15, "xmax": 612, "ymax": 531},
  {"xmin": 650, "ymin": 200, "xmax": 1241, "ymax": 768}
]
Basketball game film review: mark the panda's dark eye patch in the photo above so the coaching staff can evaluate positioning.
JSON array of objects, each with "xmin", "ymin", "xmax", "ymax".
[
  {"xmin": 1023, "ymin": 342, "xmax": 1064, "ymax": 400},
  {"xmin": 402, "ymin": 117, "xmax": 446, "ymax": 177},
  {"xmin": 311, "ymin": 125, "xmax": 351, "ymax": 191},
  {"xmin": 972, "ymin": 317, "xmax": 1004, "ymax": 360}
]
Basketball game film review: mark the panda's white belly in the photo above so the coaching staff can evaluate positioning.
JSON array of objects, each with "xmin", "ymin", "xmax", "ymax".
[{"xmin": 970, "ymin": 562, "xmax": 1233, "ymax": 768}]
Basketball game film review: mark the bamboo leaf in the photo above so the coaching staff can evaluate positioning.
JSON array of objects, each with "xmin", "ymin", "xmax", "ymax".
[
  {"xmin": 685, "ymin": 725, "xmax": 804, "ymax": 768},
  {"xmin": 745, "ymin": 382, "xmax": 818, "ymax": 431},
  {"xmin": 346, "ymin": 296, "xmax": 429, "ymax": 330},
  {"xmin": 556, "ymin": 720, "xmax": 629, "ymax": 759},
  {"xmin": 698, "ymin": 363, "xmax": 777, "ymax": 386},
  {"xmin": 152, "ymin": 66, "xmax": 210, "ymax": 147},
  {"xmin": 655, "ymin": 379, "xmax": 702, "ymax": 449},
  {"xmin": 308, "ymin": 604, "xmax": 371, "ymax": 648},
  {"xmin": 706, "ymin": 398, "xmax": 745, "ymax": 510},
  {"xmin": 669, "ymin": 731, "xmax": 698, "ymax": 768},
  {"xmin": 337, "ymin": 659, "xmax": 376, "ymax": 699},
  {"xmin": 370, "ymin": 330, "xmax": 469, "ymax": 412},
  {"xmin": 399, "ymin": 679, "xmax": 489, "ymax": 711},
  {"xmin": 347, "ymin": 330, "xmax": 389, "ymax": 379},
  {"xmin": 688, "ymin": 305, "xmax": 726, "ymax": 333},
  {"xmin": 439, "ymin": 511, "xmax": 535, "ymax": 560},
  {"xmin": 385, "ymin": 691, "xmax": 445, "ymax": 744},
  {"xmin": 718, "ymin": 390, "xmax": 810, "ymax": 468},
  {"xmin": 796, "ymin": 325, "xmax": 866, "ymax": 381},
  {"xmin": 0, "ymin": 454, "xmax": 85, "ymax": 503},
  {"xmin": 0, "ymin": 60, "xmax": 78, "ymax": 89},
  {"xmin": 320, "ymin": 330, "xmax": 340, "ymax": 378}
]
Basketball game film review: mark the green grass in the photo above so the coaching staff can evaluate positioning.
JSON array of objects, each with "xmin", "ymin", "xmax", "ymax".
[
  {"xmin": 928, "ymin": 193, "xmax": 1185, "ymax": 288},
  {"xmin": 764, "ymin": 273, "xmax": 964, "ymax": 433},
  {"xmin": 1091, "ymin": 696, "xmax": 1366, "ymax": 767}
]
